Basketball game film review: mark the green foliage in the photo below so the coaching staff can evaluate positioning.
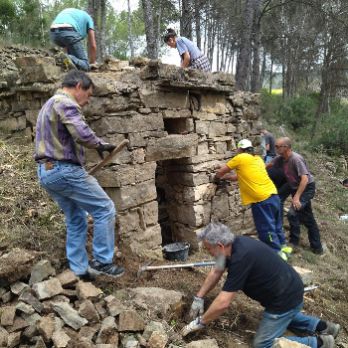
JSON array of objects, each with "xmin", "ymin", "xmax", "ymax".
[
  {"xmin": 0, "ymin": 0, "xmax": 47, "ymax": 46},
  {"xmin": 313, "ymin": 106, "xmax": 348, "ymax": 156},
  {"xmin": 280, "ymin": 95, "xmax": 318, "ymax": 131},
  {"xmin": 105, "ymin": 8, "xmax": 145, "ymax": 59},
  {"xmin": 261, "ymin": 90, "xmax": 348, "ymax": 155},
  {"xmin": 0, "ymin": 0, "xmax": 16, "ymax": 33},
  {"xmin": 261, "ymin": 90, "xmax": 317, "ymax": 131}
]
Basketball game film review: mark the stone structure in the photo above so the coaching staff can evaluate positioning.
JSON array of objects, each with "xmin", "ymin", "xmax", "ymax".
[{"xmin": 0, "ymin": 47, "xmax": 261, "ymax": 259}]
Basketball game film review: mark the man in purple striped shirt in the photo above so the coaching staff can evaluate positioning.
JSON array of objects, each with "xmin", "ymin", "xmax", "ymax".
[{"xmin": 35, "ymin": 70, "xmax": 124, "ymax": 280}]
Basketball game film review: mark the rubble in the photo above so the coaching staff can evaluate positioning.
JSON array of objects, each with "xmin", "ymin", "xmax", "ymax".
[
  {"xmin": 0, "ymin": 249, "xmax": 39, "ymax": 287},
  {"xmin": 0, "ymin": 259, "xmax": 187, "ymax": 347},
  {"xmin": 272, "ymin": 337, "xmax": 310, "ymax": 347}
]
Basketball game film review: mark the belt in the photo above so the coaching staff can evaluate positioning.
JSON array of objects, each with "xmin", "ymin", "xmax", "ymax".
[
  {"xmin": 37, "ymin": 158, "xmax": 80, "ymax": 166},
  {"xmin": 50, "ymin": 27, "xmax": 75, "ymax": 32}
]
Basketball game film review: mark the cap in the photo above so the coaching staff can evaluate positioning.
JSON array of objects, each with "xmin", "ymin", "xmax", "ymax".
[{"xmin": 237, "ymin": 139, "xmax": 253, "ymax": 149}]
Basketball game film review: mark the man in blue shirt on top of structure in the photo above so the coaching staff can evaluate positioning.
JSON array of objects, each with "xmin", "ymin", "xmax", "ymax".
[{"xmin": 50, "ymin": 8, "xmax": 97, "ymax": 71}]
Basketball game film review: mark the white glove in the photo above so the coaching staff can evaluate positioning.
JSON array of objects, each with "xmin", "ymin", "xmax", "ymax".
[
  {"xmin": 181, "ymin": 316, "xmax": 205, "ymax": 337},
  {"xmin": 189, "ymin": 296, "xmax": 204, "ymax": 319}
]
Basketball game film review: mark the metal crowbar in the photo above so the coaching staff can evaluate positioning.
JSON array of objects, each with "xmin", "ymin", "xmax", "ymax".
[{"xmin": 137, "ymin": 260, "xmax": 216, "ymax": 277}]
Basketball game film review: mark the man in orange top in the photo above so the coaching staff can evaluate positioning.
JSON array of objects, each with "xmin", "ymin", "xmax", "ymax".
[{"xmin": 215, "ymin": 139, "xmax": 290, "ymax": 259}]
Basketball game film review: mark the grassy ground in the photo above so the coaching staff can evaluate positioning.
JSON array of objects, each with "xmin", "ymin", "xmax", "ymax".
[{"xmin": 0, "ymin": 132, "xmax": 347, "ymax": 346}]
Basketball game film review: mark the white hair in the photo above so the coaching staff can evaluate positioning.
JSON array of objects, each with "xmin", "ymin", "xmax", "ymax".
[{"xmin": 198, "ymin": 222, "xmax": 235, "ymax": 246}]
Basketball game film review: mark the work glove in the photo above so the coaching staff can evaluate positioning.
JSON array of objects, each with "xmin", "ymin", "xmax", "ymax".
[
  {"xmin": 181, "ymin": 316, "xmax": 206, "ymax": 337},
  {"xmin": 189, "ymin": 296, "xmax": 204, "ymax": 320},
  {"xmin": 89, "ymin": 62, "xmax": 99, "ymax": 70},
  {"xmin": 96, "ymin": 143, "xmax": 116, "ymax": 159},
  {"xmin": 213, "ymin": 175, "xmax": 229, "ymax": 189},
  {"xmin": 212, "ymin": 175, "xmax": 221, "ymax": 185}
]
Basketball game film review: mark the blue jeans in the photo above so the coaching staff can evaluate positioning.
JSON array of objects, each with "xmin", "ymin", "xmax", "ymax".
[
  {"xmin": 251, "ymin": 194, "xmax": 286, "ymax": 251},
  {"xmin": 264, "ymin": 155, "xmax": 275, "ymax": 164},
  {"xmin": 37, "ymin": 161, "xmax": 116, "ymax": 275},
  {"xmin": 50, "ymin": 30, "xmax": 89, "ymax": 71},
  {"xmin": 253, "ymin": 303, "xmax": 320, "ymax": 348}
]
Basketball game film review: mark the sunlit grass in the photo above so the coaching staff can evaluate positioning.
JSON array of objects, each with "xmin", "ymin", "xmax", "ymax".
[{"xmin": 271, "ymin": 88, "xmax": 283, "ymax": 95}]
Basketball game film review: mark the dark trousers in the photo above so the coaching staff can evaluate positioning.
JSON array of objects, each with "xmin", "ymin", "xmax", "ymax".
[
  {"xmin": 287, "ymin": 182, "xmax": 322, "ymax": 251},
  {"xmin": 267, "ymin": 167, "xmax": 291, "ymax": 220}
]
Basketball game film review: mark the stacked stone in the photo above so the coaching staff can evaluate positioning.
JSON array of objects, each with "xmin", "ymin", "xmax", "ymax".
[
  {"xmin": 83, "ymin": 63, "xmax": 261, "ymax": 254},
  {"xmin": 0, "ymin": 47, "xmax": 59, "ymax": 137},
  {"xmin": 0, "ymin": 259, "xmax": 187, "ymax": 348},
  {"xmin": 0, "ymin": 52, "xmax": 262, "ymax": 258}
]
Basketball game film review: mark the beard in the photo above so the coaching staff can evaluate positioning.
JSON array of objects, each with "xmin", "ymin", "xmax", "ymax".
[{"xmin": 215, "ymin": 252, "xmax": 226, "ymax": 271}]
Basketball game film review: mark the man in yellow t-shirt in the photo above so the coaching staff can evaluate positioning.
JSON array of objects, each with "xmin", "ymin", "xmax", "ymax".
[{"xmin": 215, "ymin": 139, "xmax": 288, "ymax": 258}]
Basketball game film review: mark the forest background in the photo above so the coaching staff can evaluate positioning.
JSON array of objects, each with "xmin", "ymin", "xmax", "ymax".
[{"xmin": 0, "ymin": 0, "xmax": 347, "ymax": 156}]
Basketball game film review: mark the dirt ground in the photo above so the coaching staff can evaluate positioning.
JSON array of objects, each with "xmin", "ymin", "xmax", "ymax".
[{"xmin": 1, "ymin": 135, "xmax": 347, "ymax": 347}]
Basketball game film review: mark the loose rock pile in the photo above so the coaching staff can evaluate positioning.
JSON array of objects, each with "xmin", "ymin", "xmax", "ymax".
[
  {"xmin": 0, "ymin": 249, "xmax": 315, "ymax": 348},
  {"xmin": 0, "ymin": 258, "xmax": 190, "ymax": 348}
]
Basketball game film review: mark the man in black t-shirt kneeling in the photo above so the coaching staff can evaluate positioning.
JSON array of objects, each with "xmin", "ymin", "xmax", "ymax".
[{"xmin": 182, "ymin": 223, "xmax": 339, "ymax": 348}]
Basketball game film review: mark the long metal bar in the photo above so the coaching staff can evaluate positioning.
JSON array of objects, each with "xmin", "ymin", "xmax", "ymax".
[{"xmin": 139, "ymin": 261, "xmax": 216, "ymax": 272}]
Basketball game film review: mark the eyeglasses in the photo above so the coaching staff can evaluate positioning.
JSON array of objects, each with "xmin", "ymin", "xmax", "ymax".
[{"xmin": 275, "ymin": 145, "xmax": 288, "ymax": 148}]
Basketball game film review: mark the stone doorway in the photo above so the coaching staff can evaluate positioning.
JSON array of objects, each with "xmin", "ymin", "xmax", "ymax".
[{"xmin": 155, "ymin": 159, "xmax": 179, "ymax": 246}]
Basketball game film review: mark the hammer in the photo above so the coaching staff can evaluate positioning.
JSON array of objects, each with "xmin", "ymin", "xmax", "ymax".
[{"xmin": 88, "ymin": 139, "xmax": 129, "ymax": 175}]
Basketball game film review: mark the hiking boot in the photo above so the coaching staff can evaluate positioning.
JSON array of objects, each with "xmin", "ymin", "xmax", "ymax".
[
  {"xmin": 89, "ymin": 259, "xmax": 125, "ymax": 278},
  {"xmin": 55, "ymin": 51, "xmax": 76, "ymax": 70},
  {"xmin": 318, "ymin": 321, "xmax": 340, "ymax": 338},
  {"xmin": 318, "ymin": 335, "xmax": 335, "ymax": 348},
  {"xmin": 278, "ymin": 250, "xmax": 288, "ymax": 262}
]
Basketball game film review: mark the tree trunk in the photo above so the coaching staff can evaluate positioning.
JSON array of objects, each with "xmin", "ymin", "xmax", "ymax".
[
  {"xmin": 250, "ymin": 0, "xmax": 262, "ymax": 92},
  {"xmin": 216, "ymin": 26, "xmax": 220, "ymax": 71},
  {"xmin": 260, "ymin": 48, "xmax": 266, "ymax": 88},
  {"xmin": 269, "ymin": 56, "xmax": 273, "ymax": 94},
  {"xmin": 194, "ymin": 0, "xmax": 201, "ymax": 49},
  {"xmin": 235, "ymin": 0, "xmax": 254, "ymax": 90},
  {"xmin": 127, "ymin": 0, "xmax": 134, "ymax": 58},
  {"xmin": 156, "ymin": 2, "xmax": 162, "ymax": 55},
  {"xmin": 180, "ymin": 0, "xmax": 193, "ymax": 39},
  {"xmin": 99, "ymin": 0, "xmax": 106, "ymax": 60},
  {"xmin": 141, "ymin": 0, "xmax": 158, "ymax": 59},
  {"xmin": 88, "ymin": 0, "xmax": 106, "ymax": 62},
  {"xmin": 311, "ymin": 42, "xmax": 332, "ymax": 137}
]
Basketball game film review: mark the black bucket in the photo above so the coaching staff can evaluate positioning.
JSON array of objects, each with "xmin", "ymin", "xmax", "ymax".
[{"xmin": 162, "ymin": 242, "xmax": 190, "ymax": 261}]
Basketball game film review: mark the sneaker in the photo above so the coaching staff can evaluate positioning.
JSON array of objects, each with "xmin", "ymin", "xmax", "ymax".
[
  {"xmin": 281, "ymin": 244, "xmax": 293, "ymax": 255},
  {"xmin": 311, "ymin": 247, "xmax": 324, "ymax": 255},
  {"xmin": 318, "ymin": 335, "xmax": 335, "ymax": 348},
  {"xmin": 77, "ymin": 272, "xmax": 96, "ymax": 282},
  {"xmin": 278, "ymin": 250, "xmax": 288, "ymax": 262},
  {"xmin": 318, "ymin": 321, "xmax": 340, "ymax": 338},
  {"xmin": 89, "ymin": 259, "xmax": 125, "ymax": 278},
  {"xmin": 286, "ymin": 242, "xmax": 299, "ymax": 253}
]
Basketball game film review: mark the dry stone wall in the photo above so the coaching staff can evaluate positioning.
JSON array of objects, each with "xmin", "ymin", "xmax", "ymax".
[{"xmin": 0, "ymin": 47, "xmax": 262, "ymax": 259}]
